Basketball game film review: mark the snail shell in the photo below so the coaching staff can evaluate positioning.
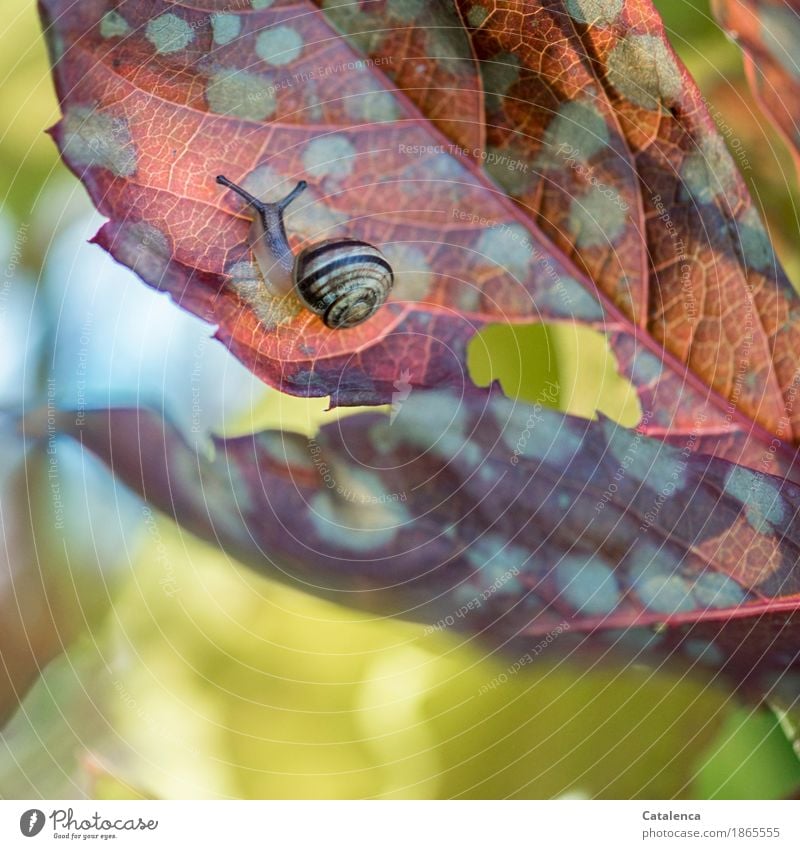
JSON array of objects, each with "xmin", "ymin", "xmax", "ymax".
[
  {"xmin": 294, "ymin": 239, "xmax": 393, "ymax": 329},
  {"xmin": 217, "ymin": 174, "xmax": 393, "ymax": 329}
]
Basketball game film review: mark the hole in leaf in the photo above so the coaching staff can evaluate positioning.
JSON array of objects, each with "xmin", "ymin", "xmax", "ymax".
[
  {"xmin": 694, "ymin": 705, "xmax": 800, "ymax": 799},
  {"xmin": 241, "ymin": 392, "xmax": 389, "ymax": 438},
  {"xmin": 467, "ymin": 323, "xmax": 641, "ymax": 427}
]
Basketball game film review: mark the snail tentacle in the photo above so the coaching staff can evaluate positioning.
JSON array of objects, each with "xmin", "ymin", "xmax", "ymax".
[{"xmin": 217, "ymin": 174, "xmax": 307, "ymax": 292}]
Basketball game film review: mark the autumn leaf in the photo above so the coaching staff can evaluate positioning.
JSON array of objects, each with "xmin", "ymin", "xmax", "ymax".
[
  {"xmin": 0, "ymin": 426, "xmax": 54, "ymax": 726},
  {"xmin": 39, "ymin": 0, "xmax": 800, "ymax": 483},
  {"xmin": 46, "ymin": 389, "xmax": 800, "ymax": 690},
  {"xmin": 713, "ymin": 0, "xmax": 800, "ymax": 180},
  {"xmin": 0, "ymin": 418, "xmax": 139, "ymax": 726}
]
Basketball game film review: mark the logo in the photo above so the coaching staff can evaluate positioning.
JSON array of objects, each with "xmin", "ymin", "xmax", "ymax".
[
  {"xmin": 390, "ymin": 369, "xmax": 413, "ymax": 424},
  {"xmin": 19, "ymin": 810, "xmax": 45, "ymax": 837}
]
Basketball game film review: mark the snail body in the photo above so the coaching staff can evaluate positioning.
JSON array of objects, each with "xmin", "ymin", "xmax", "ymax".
[{"xmin": 217, "ymin": 174, "xmax": 393, "ymax": 329}]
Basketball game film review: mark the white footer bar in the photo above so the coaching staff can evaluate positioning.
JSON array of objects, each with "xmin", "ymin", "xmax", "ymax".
[{"xmin": 1, "ymin": 800, "xmax": 797, "ymax": 847}]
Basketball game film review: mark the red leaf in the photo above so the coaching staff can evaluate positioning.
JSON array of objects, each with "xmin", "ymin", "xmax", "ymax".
[
  {"xmin": 0, "ymin": 421, "xmax": 130, "ymax": 726},
  {"xmin": 0, "ymin": 431, "xmax": 58, "ymax": 726},
  {"xmin": 53, "ymin": 392, "xmax": 800, "ymax": 689},
  {"xmin": 713, "ymin": 0, "xmax": 800, "ymax": 180},
  {"xmin": 40, "ymin": 0, "xmax": 800, "ymax": 480}
]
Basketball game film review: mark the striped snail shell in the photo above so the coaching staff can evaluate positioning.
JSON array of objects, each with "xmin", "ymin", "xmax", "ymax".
[{"xmin": 217, "ymin": 174, "xmax": 393, "ymax": 329}]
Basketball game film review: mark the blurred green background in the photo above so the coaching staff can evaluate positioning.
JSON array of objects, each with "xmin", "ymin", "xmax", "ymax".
[{"xmin": 2, "ymin": 0, "xmax": 800, "ymax": 799}]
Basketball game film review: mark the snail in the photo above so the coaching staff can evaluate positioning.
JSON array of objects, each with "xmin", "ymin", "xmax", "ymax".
[{"xmin": 216, "ymin": 174, "xmax": 393, "ymax": 329}]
